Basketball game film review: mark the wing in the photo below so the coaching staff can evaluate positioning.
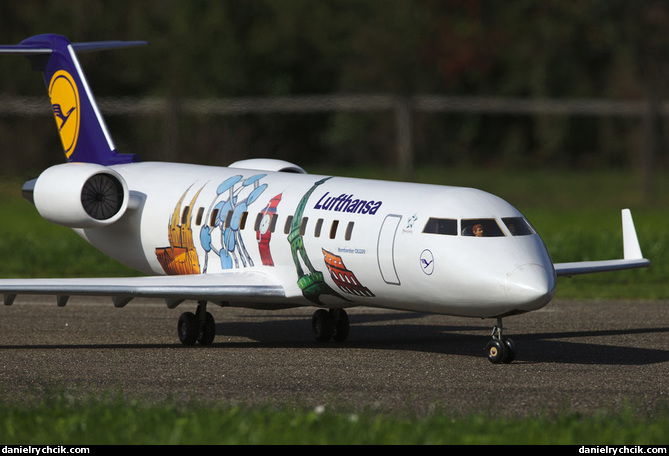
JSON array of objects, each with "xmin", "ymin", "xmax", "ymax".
[
  {"xmin": 0, "ymin": 271, "xmax": 286, "ymax": 308},
  {"xmin": 554, "ymin": 209, "xmax": 651, "ymax": 277}
]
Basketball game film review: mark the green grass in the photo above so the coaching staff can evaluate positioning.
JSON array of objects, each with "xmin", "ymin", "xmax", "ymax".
[{"xmin": 0, "ymin": 394, "xmax": 666, "ymax": 445}]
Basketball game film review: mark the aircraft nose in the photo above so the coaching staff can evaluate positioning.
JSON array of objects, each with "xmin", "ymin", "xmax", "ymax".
[{"xmin": 505, "ymin": 263, "xmax": 556, "ymax": 311}]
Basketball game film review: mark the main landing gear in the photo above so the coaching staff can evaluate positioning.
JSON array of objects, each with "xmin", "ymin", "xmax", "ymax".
[
  {"xmin": 178, "ymin": 300, "xmax": 216, "ymax": 346},
  {"xmin": 177, "ymin": 303, "xmax": 352, "ymax": 346},
  {"xmin": 486, "ymin": 317, "xmax": 517, "ymax": 364},
  {"xmin": 311, "ymin": 308, "xmax": 350, "ymax": 342}
]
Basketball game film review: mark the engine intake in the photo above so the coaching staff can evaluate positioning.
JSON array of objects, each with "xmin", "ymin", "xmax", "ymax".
[{"xmin": 31, "ymin": 163, "xmax": 129, "ymax": 228}]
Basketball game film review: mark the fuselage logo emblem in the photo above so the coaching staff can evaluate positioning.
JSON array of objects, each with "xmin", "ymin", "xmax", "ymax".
[
  {"xmin": 420, "ymin": 249, "xmax": 434, "ymax": 275},
  {"xmin": 48, "ymin": 70, "xmax": 80, "ymax": 158}
]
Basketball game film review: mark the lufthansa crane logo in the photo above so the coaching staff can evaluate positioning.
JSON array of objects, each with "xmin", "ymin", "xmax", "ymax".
[
  {"xmin": 48, "ymin": 70, "xmax": 80, "ymax": 158},
  {"xmin": 420, "ymin": 249, "xmax": 434, "ymax": 275}
]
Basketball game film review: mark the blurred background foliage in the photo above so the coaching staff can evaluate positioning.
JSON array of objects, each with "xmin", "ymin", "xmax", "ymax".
[{"xmin": 0, "ymin": 0, "xmax": 667, "ymax": 177}]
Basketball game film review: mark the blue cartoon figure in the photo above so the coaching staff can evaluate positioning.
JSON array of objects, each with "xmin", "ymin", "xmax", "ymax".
[{"xmin": 200, "ymin": 174, "xmax": 267, "ymax": 271}]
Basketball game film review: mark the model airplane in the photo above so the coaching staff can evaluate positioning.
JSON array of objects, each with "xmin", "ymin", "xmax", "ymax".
[{"xmin": 0, "ymin": 34, "xmax": 650, "ymax": 363}]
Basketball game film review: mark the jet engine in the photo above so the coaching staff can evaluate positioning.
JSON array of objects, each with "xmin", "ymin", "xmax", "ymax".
[{"xmin": 29, "ymin": 163, "xmax": 129, "ymax": 228}]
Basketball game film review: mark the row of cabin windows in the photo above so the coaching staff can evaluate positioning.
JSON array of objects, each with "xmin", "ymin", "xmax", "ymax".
[
  {"xmin": 183, "ymin": 206, "xmax": 355, "ymax": 241},
  {"xmin": 293, "ymin": 216, "xmax": 354, "ymax": 240}
]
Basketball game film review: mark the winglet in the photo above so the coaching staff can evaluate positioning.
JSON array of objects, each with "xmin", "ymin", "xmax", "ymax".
[
  {"xmin": 553, "ymin": 209, "xmax": 650, "ymax": 277},
  {"xmin": 622, "ymin": 208, "xmax": 643, "ymax": 260}
]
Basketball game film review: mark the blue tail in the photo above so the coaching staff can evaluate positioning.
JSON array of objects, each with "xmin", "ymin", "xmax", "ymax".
[{"xmin": 0, "ymin": 34, "xmax": 146, "ymax": 165}]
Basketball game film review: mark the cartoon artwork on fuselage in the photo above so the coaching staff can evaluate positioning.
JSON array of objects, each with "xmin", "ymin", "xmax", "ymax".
[
  {"xmin": 255, "ymin": 193, "xmax": 282, "ymax": 266},
  {"xmin": 322, "ymin": 248, "xmax": 374, "ymax": 297},
  {"xmin": 156, "ymin": 186, "xmax": 204, "ymax": 275},
  {"xmin": 199, "ymin": 174, "xmax": 268, "ymax": 271},
  {"xmin": 288, "ymin": 177, "xmax": 346, "ymax": 305},
  {"xmin": 157, "ymin": 174, "xmax": 270, "ymax": 275},
  {"xmin": 157, "ymin": 175, "xmax": 375, "ymax": 305}
]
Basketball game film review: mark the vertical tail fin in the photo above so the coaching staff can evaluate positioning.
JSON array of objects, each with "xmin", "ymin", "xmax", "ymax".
[{"xmin": 0, "ymin": 34, "xmax": 146, "ymax": 165}]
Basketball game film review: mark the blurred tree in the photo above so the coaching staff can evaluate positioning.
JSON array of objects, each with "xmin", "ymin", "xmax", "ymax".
[{"xmin": 0, "ymin": 0, "xmax": 665, "ymax": 172}]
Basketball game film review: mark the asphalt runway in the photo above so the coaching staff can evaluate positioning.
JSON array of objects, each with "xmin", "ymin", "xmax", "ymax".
[{"xmin": 0, "ymin": 296, "xmax": 667, "ymax": 417}]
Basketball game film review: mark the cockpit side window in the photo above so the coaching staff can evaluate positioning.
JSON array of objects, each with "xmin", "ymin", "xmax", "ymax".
[
  {"xmin": 461, "ymin": 219, "xmax": 505, "ymax": 237},
  {"xmin": 502, "ymin": 217, "xmax": 536, "ymax": 236},
  {"xmin": 422, "ymin": 218, "xmax": 457, "ymax": 236}
]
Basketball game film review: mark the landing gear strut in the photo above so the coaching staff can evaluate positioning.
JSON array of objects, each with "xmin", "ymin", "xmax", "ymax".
[
  {"xmin": 312, "ymin": 308, "xmax": 350, "ymax": 342},
  {"xmin": 178, "ymin": 300, "xmax": 216, "ymax": 346},
  {"xmin": 486, "ymin": 317, "xmax": 516, "ymax": 364}
]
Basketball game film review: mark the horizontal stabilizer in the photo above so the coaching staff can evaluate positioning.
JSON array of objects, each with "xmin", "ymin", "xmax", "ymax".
[
  {"xmin": 0, "ymin": 45, "xmax": 53, "ymax": 55},
  {"xmin": 0, "ymin": 40, "xmax": 147, "ymax": 56},
  {"xmin": 72, "ymin": 41, "xmax": 149, "ymax": 53}
]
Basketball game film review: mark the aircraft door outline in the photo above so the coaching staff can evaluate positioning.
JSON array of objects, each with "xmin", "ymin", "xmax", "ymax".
[{"xmin": 377, "ymin": 214, "xmax": 402, "ymax": 285}]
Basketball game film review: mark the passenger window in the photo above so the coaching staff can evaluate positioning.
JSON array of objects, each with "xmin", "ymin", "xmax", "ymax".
[
  {"xmin": 330, "ymin": 220, "xmax": 339, "ymax": 239},
  {"xmin": 299, "ymin": 217, "xmax": 309, "ymax": 236},
  {"xmin": 239, "ymin": 211, "xmax": 248, "ymax": 230},
  {"xmin": 210, "ymin": 208, "xmax": 219, "ymax": 227},
  {"xmin": 314, "ymin": 218, "xmax": 324, "ymax": 237},
  {"xmin": 284, "ymin": 215, "xmax": 293, "ymax": 234},
  {"xmin": 224, "ymin": 210, "xmax": 233, "ymax": 229},
  {"xmin": 195, "ymin": 207, "xmax": 204, "ymax": 225},
  {"xmin": 423, "ymin": 218, "xmax": 457, "ymax": 236},
  {"xmin": 269, "ymin": 214, "xmax": 278, "ymax": 232},
  {"xmin": 502, "ymin": 217, "xmax": 535, "ymax": 236},
  {"xmin": 461, "ymin": 219, "xmax": 505, "ymax": 237},
  {"xmin": 254, "ymin": 212, "xmax": 263, "ymax": 231},
  {"xmin": 181, "ymin": 206, "xmax": 190, "ymax": 224},
  {"xmin": 345, "ymin": 221, "xmax": 354, "ymax": 241}
]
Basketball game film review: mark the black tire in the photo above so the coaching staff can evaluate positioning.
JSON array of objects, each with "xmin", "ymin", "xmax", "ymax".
[
  {"xmin": 178, "ymin": 311, "xmax": 199, "ymax": 346},
  {"xmin": 312, "ymin": 309, "xmax": 333, "ymax": 342},
  {"xmin": 502, "ymin": 338, "xmax": 516, "ymax": 364},
  {"xmin": 486, "ymin": 339, "xmax": 505, "ymax": 364},
  {"xmin": 198, "ymin": 311, "xmax": 216, "ymax": 346},
  {"xmin": 331, "ymin": 309, "xmax": 350, "ymax": 342}
]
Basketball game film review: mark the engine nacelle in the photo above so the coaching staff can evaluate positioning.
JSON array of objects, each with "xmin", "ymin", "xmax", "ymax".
[
  {"xmin": 31, "ymin": 163, "xmax": 129, "ymax": 228},
  {"xmin": 228, "ymin": 158, "xmax": 307, "ymax": 174}
]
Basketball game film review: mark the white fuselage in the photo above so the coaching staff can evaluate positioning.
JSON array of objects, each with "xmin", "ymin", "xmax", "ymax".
[{"xmin": 75, "ymin": 162, "xmax": 557, "ymax": 318}]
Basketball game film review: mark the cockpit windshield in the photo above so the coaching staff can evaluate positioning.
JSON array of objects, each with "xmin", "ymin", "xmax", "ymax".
[
  {"xmin": 423, "ymin": 218, "xmax": 457, "ymax": 236},
  {"xmin": 502, "ymin": 217, "xmax": 536, "ymax": 236},
  {"xmin": 461, "ymin": 219, "xmax": 505, "ymax": 237},
  {"xmin": 422, "ymin": 216, "xmax": 535, "ymax": 237}
]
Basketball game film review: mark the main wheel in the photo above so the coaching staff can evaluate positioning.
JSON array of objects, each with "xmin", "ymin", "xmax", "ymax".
[
  {"xmin": 198, "ymin": 311, "xmax": 216, "ymax": 346},
  {"xmin": 331, "ymin": 309, "xmax": 350, "ymax": 342},
  {"xmin": 486, "ymin": 339, "xmax": 505, "ymax": 364},
  {"xmin": 312, "ymin": 309, "xmax": 333, "ymax": 342},
  {"xmin": 178, "ymin": 312, "xmax": 199, "ymax": 346}
]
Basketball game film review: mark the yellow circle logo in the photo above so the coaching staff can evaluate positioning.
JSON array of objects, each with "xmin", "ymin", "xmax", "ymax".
[{"xmin": 48, "ymin": 70, "xmax": 80, "ymax": 158}]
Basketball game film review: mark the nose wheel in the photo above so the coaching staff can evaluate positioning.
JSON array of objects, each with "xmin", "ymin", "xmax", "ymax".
[{"xmin": 486, "ymin": 317, "xmax": 516, "ymax": 364}]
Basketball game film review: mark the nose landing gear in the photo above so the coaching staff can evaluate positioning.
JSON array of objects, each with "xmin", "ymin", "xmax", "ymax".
[{"xmin": 486, "ymin": 317, "xmax": 516, "ymax": 364}]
